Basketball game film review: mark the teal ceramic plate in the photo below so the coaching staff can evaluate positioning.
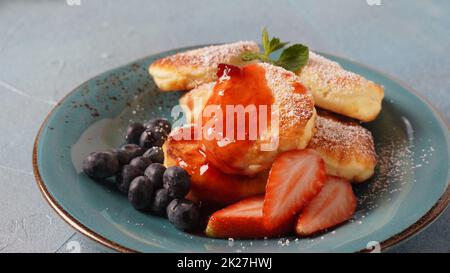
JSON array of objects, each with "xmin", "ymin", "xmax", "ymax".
[{"xmin": 33, "ymin": 46, "xmax": 450, "ymax": 253}]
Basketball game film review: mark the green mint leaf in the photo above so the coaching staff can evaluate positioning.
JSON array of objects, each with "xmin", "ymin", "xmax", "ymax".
[
  {"xmin": 261, "ymin": 28, "xmax": 270, "ymax": 55},
  {"xmin": 269, "ymin": 38, "xmax": 288, "ymax": 53},
  {"xmin": 241, "ymin": 51, "xmax": 261, "ymax": 61},
  {"xmin": 241, "ymin": 51, "xmax": 270, "ymax": 63},
  {"xmin": 242, "ymin": 28, "xmax": 309, "ymax": 71},
  {"xmin": 275, "ymin": 44, "xmax": 309, "ymax": 71}
]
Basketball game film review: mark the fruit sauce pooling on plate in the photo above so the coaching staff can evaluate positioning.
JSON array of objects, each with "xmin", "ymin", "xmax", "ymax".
[{"xmin": 201, "ymin": 63, "xmax": 275, "ymax": 175}]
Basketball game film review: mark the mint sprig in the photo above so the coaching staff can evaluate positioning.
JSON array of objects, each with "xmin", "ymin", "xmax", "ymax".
[{"xmin": 241, "ymin": 28, "xmax": 309, "ymax": 72}]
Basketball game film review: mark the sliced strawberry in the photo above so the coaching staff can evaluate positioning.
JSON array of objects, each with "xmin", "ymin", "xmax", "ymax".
[
  {"xmin": 205, "ymin": 196, "xmax": 285, "ymax": 239},
  {"xmin": 263, "ymin": 149, "xmax": 326, "ymax": 232},
  {"xmin": 296, "ymin": 176, "xmax": 356, "ymax": 236}
]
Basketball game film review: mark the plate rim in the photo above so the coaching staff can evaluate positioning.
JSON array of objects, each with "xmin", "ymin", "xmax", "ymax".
[{"xmin": 32, "ymin": 47, "xmax": 450, "ymax": 253}]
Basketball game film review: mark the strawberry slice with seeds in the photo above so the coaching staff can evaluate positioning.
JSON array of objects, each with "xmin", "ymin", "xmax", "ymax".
[
  {"xmin": 296, "ymin": 176, "xmax": 356, "ymax": 236},
  {"xmin": 205, "ymin": 196, "xmax": 285, "ymax": 239},
  {"xmin": 263, "ymin": 149, "xmax": 326, "ymax": 232}
]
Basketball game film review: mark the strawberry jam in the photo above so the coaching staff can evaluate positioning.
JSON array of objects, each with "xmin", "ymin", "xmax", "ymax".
[
  {"xmin": 201, "ymin": 63, "xmax": 274, "ymax": 175},
  {"xmin": 165, "ymin": 125, "xmax": 267, "ymax": 205},
  {"xmin": 292, "ymin": 82, "xmax": 308, "ymax": 94}
]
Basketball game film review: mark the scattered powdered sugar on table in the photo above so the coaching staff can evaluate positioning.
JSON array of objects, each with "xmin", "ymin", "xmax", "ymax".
[
  {"xmin": 356, "ymin": 133, "xmax": 415, "ymax": 208},
  {"xmin": 354, "ymin": 116, "xmax": 434, "ymax": 219}
]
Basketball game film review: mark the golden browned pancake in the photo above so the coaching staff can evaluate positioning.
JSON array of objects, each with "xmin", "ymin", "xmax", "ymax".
[
  {"xmin": 178, "ymin": 63, "xmax": 316, "ymax": 176},
  {"xmin": 307, "ymin": 109, "xmax": 377, "ymax": 182},
  {"xmin": 297, "ymin": 52, "xmax": 384, "ymax": 122},
  {"xmin": 148, "ymin": 41, "xmax": 259, "ymax": 91},
  {"xmin": 150, "ymin": 43, "xmax": 383, "ymax": 121}
]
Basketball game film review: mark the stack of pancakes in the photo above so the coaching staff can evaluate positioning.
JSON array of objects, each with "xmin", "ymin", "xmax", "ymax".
[{"xmin": 149, "ymin": 41, "xmax": 383, "ymax": 205}]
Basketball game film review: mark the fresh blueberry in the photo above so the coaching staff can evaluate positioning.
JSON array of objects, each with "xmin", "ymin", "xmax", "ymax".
[
  {"xmin": 128, "ymin": 176, "xmax": 154, "ymax": 210},
  {"xmin": 125, "ymin": 122, "xmax": 145, "ymax": 145},
  {"xmin": 150, "ymin": 188, "xmax": 172, "ymax": 216},
  {"xmin": 120, "ymin": 144, "xmax": 145, "ymax": 159},
  {"xmin": 139, "ymin": 128, "xmax": 167, "ymax": 149},
  {"xmin": 163, "ymin": 166, "xmax": 190, "ymax": 198},
  {"xmin": 144, "ymin": 163, "xmax": 166, "ymax": 189},
  {"xmin": 129, "ymin": 156, "xmax": 151, "ymax": 171},
  {"xmin": 82, "ymin": 151, "xmax": 119, "ymax": 180},
  {"xmin": 112, "ymin": 148, "xmax": 131, "ymax": 165},
  {"xmin": 145, "ymin": 118, "xmax": 171, "ymax": 135},
  {"xmin": 116, "ymin": 165, "xmax": 142, "ymax": 194},
  {"xmin": 166, "ymin": 199, "xmax": 200, "ymax": 230},
  {"xmin": 143, "ymin": 146, "xmax": 164, "ymax": 163}
]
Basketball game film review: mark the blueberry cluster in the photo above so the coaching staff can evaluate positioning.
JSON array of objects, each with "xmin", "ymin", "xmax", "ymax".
[{"xmin": 82, "ymin": 118, "xmax": 201, "ymax": 230}]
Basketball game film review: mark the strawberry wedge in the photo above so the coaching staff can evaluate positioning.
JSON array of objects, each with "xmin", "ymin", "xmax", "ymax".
[
  {"xmin": 296, "ymin": 176, "xmax": 356, "ymax": 236},
  {"xmin": 205, "ymin": 196, "xmax": 283, "ymax": 239},
  {"xmin": 263, "ymin": 149, "xmax": 326, "ymax": 232}
]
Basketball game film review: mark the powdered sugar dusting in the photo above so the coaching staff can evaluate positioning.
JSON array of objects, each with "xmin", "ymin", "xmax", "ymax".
[
  {"xmin": 309, "ymin": 111, "xmax": 376, "ymax": 159},
  {"xmin": 299, "ymin": 51, "xmax": 368, "ymax": 94},
  {"xmin": 260, "ymin": 62, "xmax": 314, "ymax": 128},
  {"xmin": 156, "ymin": 41, "xmax": 259, "ymax": 67},
  {"xmin": 260, "ymin": 62, "xmax": 297, "ymax": 94}
]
